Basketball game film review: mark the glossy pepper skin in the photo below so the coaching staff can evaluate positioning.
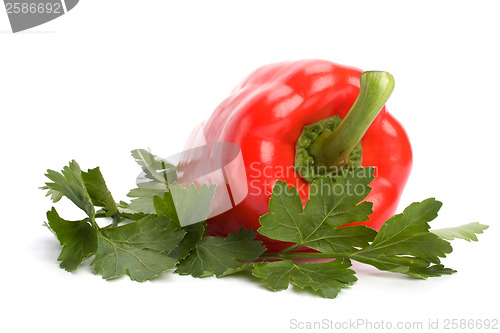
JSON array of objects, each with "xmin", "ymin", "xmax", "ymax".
[{"xmin": 182, "ymin": 59, "xmax": 412, "ymax": 251}]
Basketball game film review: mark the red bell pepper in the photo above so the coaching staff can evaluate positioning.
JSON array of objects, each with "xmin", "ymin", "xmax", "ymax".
[{"xmin": 181, "ymin": 59, "xmax": 412, "ymax": 251}]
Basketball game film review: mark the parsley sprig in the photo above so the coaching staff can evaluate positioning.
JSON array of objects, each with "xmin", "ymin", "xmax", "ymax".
[{"xmin": 41, "ymin": 151, "xmax": 488, "ymax": 298}]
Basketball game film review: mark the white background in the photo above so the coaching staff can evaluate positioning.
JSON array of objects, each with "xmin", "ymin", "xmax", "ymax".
[{"xmin": 1, "ymin": 1, "xmax": 499, "ymax": 332}]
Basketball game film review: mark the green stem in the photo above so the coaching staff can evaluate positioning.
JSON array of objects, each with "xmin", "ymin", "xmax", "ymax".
[
  {"xmin": 260, "ymin": 251, "xmax": 352, "ymax": 260},
  {"xmin": 89, "ymin": 215, "xmax": 100, "ymax": 230},
  {"xmin": 309, "ymin": 71, "xmax": 395, "ymax": 169},
  {"xmin": 94, "ymin": 211, "xmax": 122, "ymax": 228},
  {"xmin": 280, "ymin": 243, "xmax": 303, "ymax": 254}
]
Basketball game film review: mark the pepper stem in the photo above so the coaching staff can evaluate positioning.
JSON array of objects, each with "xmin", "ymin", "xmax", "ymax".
[{"xmin": 309, "ymin": 71, "xmax": 395, "ymax": 169}]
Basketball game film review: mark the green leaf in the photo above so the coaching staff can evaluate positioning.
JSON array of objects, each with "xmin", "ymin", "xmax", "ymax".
[
  {"xmin": 258, "ymin": 168, "xmax": 376, "ymax": 253},
  {"xmin": 351, "ymin": 198, "xmax": 455, "ymax": 278},
  {"xmin": 253, "ymin": 259, "xmax": 357, "ymax": 299},
  {"xmin": 43, "ymin": 160, "xmax": 94, "ymax": 219},
  {"xmin": 46, "ymin": 207, "xmax": 97, "ymax": 271},
  {"xmin": 126, "ymin": 187, "xmax": 168, "ymax": 214},
  {"xmin": 257, "ymin": 180, "xmax": 303, "ymax": 243},
  {"xmin": 220, "ymin": 263, "xmax": 255, "ymax": 277},
  {"xmin": 131, "ymin": 149, "xmax": 175, "ymax": 171},
  {"xmin": 176, "ymin": 228, "xmax": 265, "ymax": 277},
  {"xmin": 116, "ymin": 207, "xmax": 148, "ymax": 222},
  {"xmin": 432, "ymin": 222, "xmax": 489, "ymax": 242},
  {"xmin": 91, "ymin": 215, "xmax": 184, "ymax": 281},
  {"xmin": 42, "ymin": 187, "xmax": 63, "ymax": 203},
  {"xmin": 169, "ymin": 182, "xmax": 216, "ymax": 227},
  {"xmin": 131, "ymin": 149, "xmax": 176, "ymax": 184},
  {"xmin": 168, "ymin": 223, "xmax": 206, "ymax": 261},
  {"xmin": 153, "ymin": 190, "xmax": 208, "ymax": 260},
  {"xmin": 126, "ymin": 149, "xmax": 177, "ymax": 214},
  {"xmin": 153, "ymin": 191, "xmax": 180, "ymax": 225},
  {"xmin": 81, "ymin": 167, "xmax": 118, "ymax": 217}
]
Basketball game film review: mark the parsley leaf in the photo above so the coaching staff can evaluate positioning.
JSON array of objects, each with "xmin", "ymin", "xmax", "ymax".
[
  {"xmin": 41, "ymin": 159, "xmax": 488, "ymax": 298},
  {"xmin": 351, "ymin": 198, "xmax": 455, "ymax": 278},
  {"xmin": 91, "ymin": 215, "xmax": 184, "ymax": 281},
  {"xmin": 258, "ymin": 168, "xmax": 377, "ymax": 253},
  {"xmin": 153, "ymin": 191, "xmax": 206, "ymax": 260},
  {"xmin": 432, "ymin": 222, "xmax": 489, "ymax": 242},
  {"xmin": 43, "ymin": 160, "xmax": 95, "ymax": 219},
  {"xmin": 46, "ymin": 207, "xmax": 98, "ymax": 271},
  {"xmin": 123, "ymin": 149, "xmax": 175, "ymax": 214},
  {"xmin": 175, "ymin": 228, "xmax": 265, "ymax": 277},
  {"xmin": 154, "ymin": 182, "xmax": 217, "ymax": 228},
  {"xmin": 257, "ymin": 175, "xmax": 463, "ymax": 284},
  {"xmin": 131, "ymin": 149, "xmax": 176, "ymax": 184},
  {"xmin": 253, "ymin": 259, "xmax": 357, "ymax": 299},
  {"xmin": 168, "ymin": 223, "xmax": 206, "ymax": 261},
  {"xmin": 81, "ymin": 167, "xmax": 118, "ymax": 218},
  {"xmin": 168, "ymin": 182, "xmax": 216, "ymax": 227},
  {"xmin": 125, "ymin": 187, "xmax": 168, "ymax": 214},
  {"xmin": 153, "ymin": 191, "xmax": 179, "ymax": 224}
]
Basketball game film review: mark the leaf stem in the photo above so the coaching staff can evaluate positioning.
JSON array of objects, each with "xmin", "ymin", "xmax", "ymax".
[
  {"xmin": 260, "ymin": 251, "xmax": 352, "ymax": 260},
  {"xmin": 280, "ymin": 243, "xmax": 303, "ymax": 254}
]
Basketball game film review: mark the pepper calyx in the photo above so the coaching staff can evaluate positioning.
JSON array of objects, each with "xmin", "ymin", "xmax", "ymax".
[
  {"xmin": 295, "ymin": 115, "xmax": 362, "ymax": 183},
  {"xmin": 295, "ymin": 71, "xmax": 394, "ymax": 183}
]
